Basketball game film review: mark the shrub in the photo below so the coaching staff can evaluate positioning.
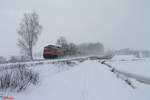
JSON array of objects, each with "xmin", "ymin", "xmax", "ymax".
[
  {"xmin": 0, "ymin": 64, "xmax": 39, "ymax": 92},
  {"xmin": 0, "ymin": 56, "xmax": 7, "ymax": 64}
]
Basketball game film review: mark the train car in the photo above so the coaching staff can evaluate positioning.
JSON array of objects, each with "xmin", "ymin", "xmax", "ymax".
[{"xmin": 43, "ymin": 45, "xmax": 64, "ymax": 59}]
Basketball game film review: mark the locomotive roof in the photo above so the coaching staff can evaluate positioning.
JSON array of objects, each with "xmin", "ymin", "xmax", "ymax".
[{"xmin": 45, "ymin": 45, "xmax": 61, "ymax": 49}]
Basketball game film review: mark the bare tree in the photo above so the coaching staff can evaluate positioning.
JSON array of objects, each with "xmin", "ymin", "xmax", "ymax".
[
  {"xmin": 17, "ymin": 12, "xmax": 42, "ymax": 60},
  {"xmin": 56, "ymin": 36, "xmax": 68, "ymax": 48},
  {"xmin": 56, "ymin": 36, "xmax": 69, "ymax": 55},
  {"xmin": 67, "ymin": 43, "xmax": 79, "ymax": 56},
  {"xmin": 56, "ymin": 36, "xmax": 79, "ymax": 56}
]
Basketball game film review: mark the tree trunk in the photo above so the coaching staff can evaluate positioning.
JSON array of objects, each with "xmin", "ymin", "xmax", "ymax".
[{"xmin": 29, "ymin": 45, "xmax": 33, "ymax": 61}]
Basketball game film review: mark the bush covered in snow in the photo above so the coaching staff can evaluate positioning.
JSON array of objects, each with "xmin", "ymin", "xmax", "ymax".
[
  {"xmin": 0, "ymin": 56, "xmax": 7, "ymax": 64},
  {"xmin": 0, "ymin": 64, "xmax": 39, "ymax": 92},
  {"xmin": 8, "ymin": 56, "xmax": 29, "ymax": 63}
]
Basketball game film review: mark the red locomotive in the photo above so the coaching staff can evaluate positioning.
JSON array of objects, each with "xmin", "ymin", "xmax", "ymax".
[{"xmin": 43, "ymin": 45, "xmax": 64, "ymax": 59}]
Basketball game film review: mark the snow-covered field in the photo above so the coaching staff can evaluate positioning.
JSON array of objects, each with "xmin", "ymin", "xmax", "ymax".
[
  {"xmin": 1, "ymin": 55, "xmax": 150, "ymax": 100},
  {"xmin": 110, "ymin": 55, "xmax": 150, "ymax": 78}
]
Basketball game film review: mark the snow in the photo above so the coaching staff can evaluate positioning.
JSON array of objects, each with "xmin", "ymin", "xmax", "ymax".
[
  {"xmin": 0, "ymin": 56, "xmax": 87, "ymax": 69},
  {"xmin": 111, "ymin": 55, "xmax": 142, "ymax": 61},
  {"xmin": 5, "ymin": 60, "xmax": 150, "ymax": 100},
  {"xmin": 110, "ymin": 55, "xmax": 150, "ymax": 78}
]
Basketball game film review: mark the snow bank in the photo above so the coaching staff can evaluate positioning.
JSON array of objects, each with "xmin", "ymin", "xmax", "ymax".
[
  {"xmin": 7, "ymin": 60, "xmax": 150, "ymax": 100},
  {"xmin": 110, "ymin": 59, "xmax": 150, "ymax": 78}
]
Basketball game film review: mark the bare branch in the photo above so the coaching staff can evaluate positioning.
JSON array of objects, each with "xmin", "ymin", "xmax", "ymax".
[{"xmin": 17, "ymin": 12, "xmax": 42, "ymax": 60}]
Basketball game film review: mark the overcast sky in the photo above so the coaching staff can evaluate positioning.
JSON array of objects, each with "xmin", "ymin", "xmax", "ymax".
[{"xmin": 0, "ymin": 0, "xmax": 150, "ymax": 56}]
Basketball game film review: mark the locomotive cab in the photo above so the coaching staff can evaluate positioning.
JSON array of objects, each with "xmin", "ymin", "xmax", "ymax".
[{"xmin": 43, "ymin": 45, "xmax": 64, "ymax": 59}]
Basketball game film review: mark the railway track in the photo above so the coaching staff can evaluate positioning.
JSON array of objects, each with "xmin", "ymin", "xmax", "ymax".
[{"xmin": 0, "ymin": 56, "xmax": 104, "ymax": 71}]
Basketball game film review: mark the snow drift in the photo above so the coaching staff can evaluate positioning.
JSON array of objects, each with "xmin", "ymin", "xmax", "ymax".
[{"xmin": 5, "ymin": 60, "xmax": 150, "ymax": 100}]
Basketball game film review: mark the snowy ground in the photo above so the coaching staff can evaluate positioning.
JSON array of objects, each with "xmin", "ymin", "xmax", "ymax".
[
  {"xmin": 1, "ymin": 56, "xmax": 150, "ymax": 100},
  {"xmin": 110, "ymin": 55, "xmax": 150, "ymax": 78}
]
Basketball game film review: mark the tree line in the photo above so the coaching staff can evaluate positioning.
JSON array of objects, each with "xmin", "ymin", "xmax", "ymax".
[{"xmin": 55, "ymin": 36, "xmax": 104, "ymax": 57}]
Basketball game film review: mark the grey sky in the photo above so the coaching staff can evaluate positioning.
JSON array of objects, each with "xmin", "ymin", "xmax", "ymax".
[{"xmin": 0, "ymin": 0, "xmax": 150, "ymax": 56}]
